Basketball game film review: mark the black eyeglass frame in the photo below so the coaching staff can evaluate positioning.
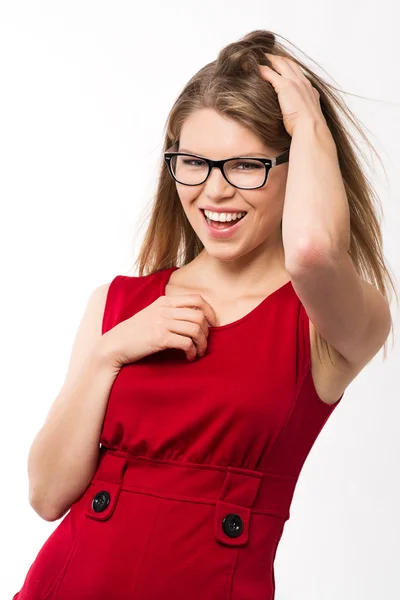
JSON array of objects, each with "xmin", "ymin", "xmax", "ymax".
[{"xmin": 164, "ymin": 144, "xmax": 290, "ymax": 190}]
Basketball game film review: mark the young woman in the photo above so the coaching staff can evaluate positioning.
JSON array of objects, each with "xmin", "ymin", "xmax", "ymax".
[{"xmin": 13, "ymin": 29, "xmax": 396, "ymax": 600}]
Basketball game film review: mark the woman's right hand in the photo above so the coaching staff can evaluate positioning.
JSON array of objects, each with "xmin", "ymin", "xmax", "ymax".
[{"xmin": 100, "ymin": 293, "xmax": 218, "ymax": 368}]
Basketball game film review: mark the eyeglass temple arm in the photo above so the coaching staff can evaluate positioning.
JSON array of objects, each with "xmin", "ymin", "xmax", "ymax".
[{"xmin": 272, "ymin": 148, "xmax": 290, "ymax": 167}]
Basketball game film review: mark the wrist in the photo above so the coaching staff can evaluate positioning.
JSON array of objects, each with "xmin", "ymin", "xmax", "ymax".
[
  {"xmin": 293, "ymin": 116, "xmax": 334, "ymax": 142},
  {"xmin": 95, "ymin": 333, "xmax": 122, "ymax": 369}
]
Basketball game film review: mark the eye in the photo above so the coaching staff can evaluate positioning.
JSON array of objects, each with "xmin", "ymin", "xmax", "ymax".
[{"xmin": 182, "ymin": 158, "xmax": 207, "ymax": 167}]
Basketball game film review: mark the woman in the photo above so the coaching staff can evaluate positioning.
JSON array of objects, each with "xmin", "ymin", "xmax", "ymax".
[{"xmin": 13, "ymin": 29, "xmax": 396, "ymax": 600}]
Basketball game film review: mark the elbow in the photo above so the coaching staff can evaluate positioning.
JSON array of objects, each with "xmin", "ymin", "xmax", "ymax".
[
  {"xmin": 285, "ymin": 241, "xmax": 334, "ymax": 275},
  {"xmin": 284, "ymin": 230, "xmax": 336, "ymax": 271}
]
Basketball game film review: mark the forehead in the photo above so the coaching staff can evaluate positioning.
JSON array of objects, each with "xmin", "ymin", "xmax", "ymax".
[{"xmin": 178, "ymin": 108, "xmax": 276, "ymax": 157}]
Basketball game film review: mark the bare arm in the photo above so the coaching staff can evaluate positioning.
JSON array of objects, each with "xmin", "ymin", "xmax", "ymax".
[
  {"xmin": 27, "ymin": 278, "xmax": 218, "ymax": 522},
  {"xmin": 27, "ymin": 283, "xmax": 119, "ymax": 522}
]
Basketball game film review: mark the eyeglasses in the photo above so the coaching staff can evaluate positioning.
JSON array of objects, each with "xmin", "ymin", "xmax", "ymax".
[{"xmin": 164, "ymin": 143, "xmax": 290, "ymax": 190}]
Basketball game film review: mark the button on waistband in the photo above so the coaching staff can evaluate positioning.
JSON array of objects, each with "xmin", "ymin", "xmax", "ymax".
[
  {"xmin": 222, "ymin": 513, "xmax": 243, "ymax": 538},
  {"xmin": 92, "ymin": 491, "xmax": 110, "ymax": 513}
]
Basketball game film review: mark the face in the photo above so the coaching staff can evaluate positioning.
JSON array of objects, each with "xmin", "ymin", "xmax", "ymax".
[{"xmin": 175, "ymin": 108, "xmax": 289, "ymax": 265}]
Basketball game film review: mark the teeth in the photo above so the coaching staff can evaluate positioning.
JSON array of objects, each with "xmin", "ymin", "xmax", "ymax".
[{"xmin": 204, "ymin": 210, "xmax": 246, "ymax": 222}]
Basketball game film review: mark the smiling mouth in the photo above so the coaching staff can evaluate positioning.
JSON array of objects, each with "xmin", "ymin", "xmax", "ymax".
[{"xmin": 200, "ymin": 208, "xmax": 247, "ymax": 228}]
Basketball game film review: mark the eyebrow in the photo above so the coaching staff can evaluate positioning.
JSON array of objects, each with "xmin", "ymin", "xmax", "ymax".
[{"xmin": 178, "ymin": 148, "xmax": 272, "ymax": 158}]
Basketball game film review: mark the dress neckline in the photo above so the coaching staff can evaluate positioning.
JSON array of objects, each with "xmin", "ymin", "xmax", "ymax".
[{"xmin": 159, "ymin": 266, "xmax": 293, "ymax": 332}]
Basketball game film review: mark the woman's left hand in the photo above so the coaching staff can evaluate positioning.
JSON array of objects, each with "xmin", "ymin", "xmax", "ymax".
[{"xmin": 258, "ymin": 53, "xmax": 327, "ymax": 137}]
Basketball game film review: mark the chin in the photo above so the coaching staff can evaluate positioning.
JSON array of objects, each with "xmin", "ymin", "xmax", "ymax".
[{"xmin": 200, "ymin": 245, "xmax": 253, "ymax": 263}]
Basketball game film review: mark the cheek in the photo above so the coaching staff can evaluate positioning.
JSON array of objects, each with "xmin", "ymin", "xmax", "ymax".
[
  {"xmin": 263, "ymin": 173, "xmax": 287, "ymax": 214},
  {"xmin": 273, "ymin": 167, "xmax": 289, "ymax": 197},
  {"xmin": 176, "ymin": 190, "xmax": 201, "ymax": 227},
  {"xmin": 177, "ymin": 186, "xmax": 197, "ymax": 208},
  {"xmin": 249, "ymin": 191, "xmax": 285, "ymax": 229}
]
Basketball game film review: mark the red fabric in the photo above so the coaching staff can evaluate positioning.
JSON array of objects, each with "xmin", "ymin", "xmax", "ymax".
[{"xmin": 13, "ymin": 266, "xmax": 342, "ymax": 600}]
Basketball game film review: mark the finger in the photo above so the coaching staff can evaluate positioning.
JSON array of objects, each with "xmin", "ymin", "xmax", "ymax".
[
  {"xmin": 168, "ymin": 319, "xmax": 206, "ymax": 354},
  {"xmin": 267, "ymin": 53, "xmax": 312, "ymax": 86},
  {"xmin": 200, "ymin": 299, "xmax": 218, "ymax": 327},
  {"xmin": 168, "ymin": 332, "xmax": 197, "ymax": 361},
  {"xmin": 176, "ymin": 308, "xmax": 208, "ymax": 333},
  {"xmin": 258, "ymin": 63, "xmax": 282, "ymax": 89},
  {"xmin": 165, "ymin": 293, "xmax": 218, "ymax": 328},
  {"xmin": 264, "ymin": 53, "xmax": 298, "ymax": 79}
]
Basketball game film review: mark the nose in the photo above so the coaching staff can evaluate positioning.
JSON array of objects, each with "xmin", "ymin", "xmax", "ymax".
[{"xmin": 205, "ymin": 165, "xmax": 234, "ymax": 195}]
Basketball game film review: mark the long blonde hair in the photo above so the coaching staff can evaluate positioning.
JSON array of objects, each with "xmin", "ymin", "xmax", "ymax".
[{"xmin": 132, "ymin": 29, "xmax": 398, "ymax": 366}]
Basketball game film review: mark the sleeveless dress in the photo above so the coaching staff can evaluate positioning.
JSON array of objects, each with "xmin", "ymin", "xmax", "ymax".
[{"xmin": 12, "ymin": 266, "xmax": 343, "ymax": 600}]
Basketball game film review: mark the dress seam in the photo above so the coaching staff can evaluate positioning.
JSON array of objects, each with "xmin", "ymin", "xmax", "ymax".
[{"xmin": 262, "ymin": 364, "xmax": 309, "ymax": 467}]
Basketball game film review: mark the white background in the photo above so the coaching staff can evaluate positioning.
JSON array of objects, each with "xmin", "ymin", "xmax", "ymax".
[{"xmin": 1, "ymin": 1, "xmax": 399, "ymax": 599}]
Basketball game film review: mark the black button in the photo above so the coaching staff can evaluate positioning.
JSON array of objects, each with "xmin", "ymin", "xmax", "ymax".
[
  {"xmin": 222, "ymin": 513, "xmax": 243, "ymax": 538},
  {"xmin": 92, "ymin": 490, "xmax": 110, "ymax": 513}
]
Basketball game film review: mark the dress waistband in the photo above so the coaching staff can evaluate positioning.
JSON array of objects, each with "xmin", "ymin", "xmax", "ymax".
[{"xmin": 86, "ymin": 446, "xmax": 298, "ymax": 548}]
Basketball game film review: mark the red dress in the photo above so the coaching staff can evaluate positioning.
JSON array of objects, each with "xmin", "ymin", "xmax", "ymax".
[{"xmin": 13, "ymin": 266, "xmax": 343, "ymax": 600}]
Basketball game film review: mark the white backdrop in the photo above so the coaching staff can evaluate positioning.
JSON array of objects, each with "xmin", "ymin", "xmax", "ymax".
[{"xmin": 1, "ymin": 1, "xmax": 399, "ymax": 599}]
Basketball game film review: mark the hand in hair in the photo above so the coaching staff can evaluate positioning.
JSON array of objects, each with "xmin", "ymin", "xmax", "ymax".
[{"xmin": 258, "ymin": 53, "xmax": 326, "ymax": 137}]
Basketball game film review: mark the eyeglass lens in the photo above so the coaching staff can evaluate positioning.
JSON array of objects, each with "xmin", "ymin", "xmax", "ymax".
[{"xmin": 170, "ymin": 155, "xmax": 268, "ymax": 189}]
